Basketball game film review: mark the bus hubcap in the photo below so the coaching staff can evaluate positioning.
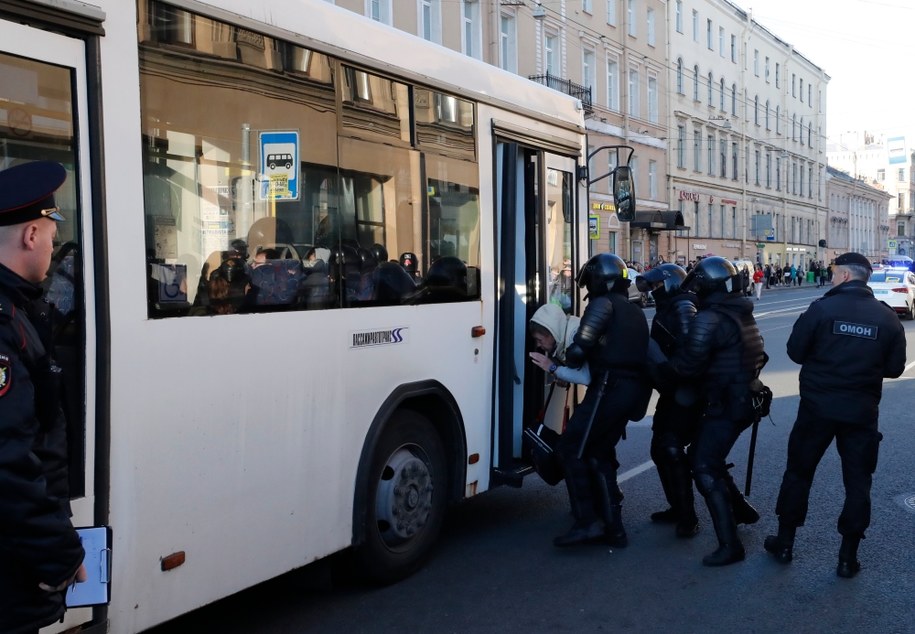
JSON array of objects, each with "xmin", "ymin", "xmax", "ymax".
[{"xmin": 376, "ymin": 447, "xmax": 433, "ymax": 545}]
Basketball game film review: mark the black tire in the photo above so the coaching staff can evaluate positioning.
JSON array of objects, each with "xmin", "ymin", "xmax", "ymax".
[
  {"xmin": 355, "ymin": 410, "xmax": 447, "ymax": 584},
  {"xmin": 269, "ymin": 161, "xmax": 276, "ymax": 170},
  {"xmin": 907, "ymin": 302, "xmax": 915, "ymax": 320}
]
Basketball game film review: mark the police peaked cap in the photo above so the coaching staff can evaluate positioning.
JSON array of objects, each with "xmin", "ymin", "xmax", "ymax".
[
  {"xmin": 834, "ymin": 252, "xmax": 872, "ymax": 272},
  {"xmin": 0, "ymin": 161, "xmax": 67, "ymax": 227}
]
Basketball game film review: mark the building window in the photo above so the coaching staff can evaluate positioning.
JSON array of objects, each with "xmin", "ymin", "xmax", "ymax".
[
  {"xmin": 707, "ymin": 18, "xmax": 713, "ymax": 50},
  {"xmin": 776, "ymin": 105, "xmax": 781, "ymax": 134},
  {"xmin": 730, "ymin": 34, "xmax": 737, "ymax": 63},
  {"xmin": 583, "ymin": 48, "xmax": 595, "ymax": 96},
  {"xmin": 766, "ymin": 152, "xmax": 771, "ymax": 188},
  {"xmin": 648, "ymin": 74, "xmax": 658, "ymax": 122},
  {"xmin": 692, "ymin": 9, "xmax": 698, "ymax": 42},
  {"xmin": 648, "ymin": 159, "xmax": 658, "ymax": 198},
  {"xmin": 583, "ymin": 0, "xmax": 593, "ymax": 13},
  {"xmin": 367, "ymin": 0, "xmax": 392, "ymax": 24},
  {"xmin": 799, "ymin": 78, "xmax": 804, "ymax": 103},
  {"xmin": 694, "ymin": 128, "xmax": 702, "ymax": 172},
  {"xmin": 808, "ymin": 84, "xmax": 813, "ymax": 107},
  {"xmin": 765, "ymin": 100, "xmax": 770, "ymax": 130},
  {"xmin": 647, "ymin": 8, "xmax": 655, "ymax": 46},
  {"xmin": 878, "ymin": 168, "xmax": 886, "ymax": 181},
  {"xmin": 677, "ymin": 125, "xmax": 686, "ymax": 168},
  {"xmin": 899, "ymin": 193, "xmax": 906, "ymax": 210},
  {"xmin": 731, "ymin": 83, "xmax": 737, "ymax": 115},
  {"xmin": 676, "ymin": 57, "xmax": 683, "ymax": 94},
  {"xmin": 607, "ymin": 54, "xmax": 620, "ymax": 111},
  {"xmin": 755, "ymin": 148, "xmax": 761, "ymax": 185},
  {"xmin": 628, "ymin": 66, "xmax": 640, "ymax": 117},
  {"xmin": 720, "ymin": 140, "xmax": 727, "ymax": 178},
  {"xmin": 674, "ymin": 0, "xmax": 682, "ymax": 32},
  {"xmin": 719, "ymin": 26, "xmax": 725, "ymax": 56},
  {"xmin": 899, "ymin": 168, "xmax": 906, "ymax": 182},
  {"xmin": 544, "ymin": 31, "xmax": 559, "ymax": 75},
  {"xmin": 754, "ymin": 95, "xmax": 759, "ymax": 125},
  {"xmin": 708, "ymin": 72, "xmax": 714, "ymax": 105},
  {"xmin": 719, "ymin": 78, "xmax": 725, "ymax": 110},
  {"xmin": 753, "ymin": 49, "xmax": 759, "ymax": 76},
  {"xmin": 775, "ymin": 63, "xmax": 780, "ymax": 88},
  {"xmin": 732, "ymin": 142, "xmax": 738, "ymax": 180},
  {"xmin": 420, "ymin": 0, "xmax": 442, "ymax": 44},
  {"xmin": 693, "ymin": 65, "xmax": 699, "ymax": 101},
  {"xmin": 776, "ymin": 157, "xmax": 781, "ymax": 191},
  {"xmin": 461, "ymin": 0, "xmax": 482, "ymax": 59},
  {"xmin": 792, "ymin": 73, "xmax": 796, "ymax": 97},
  {"xmin": 499, "ymin": 13, "xmax": 517, "ymax": 73},
  {"xmin": 708, "ymin": 202, "xmax": 715, "ymax": 237},
  {"xmin": 608, "ymin": 0, "xmax": 618, "ymax": 26},
  {"xmin": 707, "ymin": 134, "xmax": 715, "ymax": 175},
  {"xmin": 627, "ymin": 0, "xmax": 637, "ymax": 37}
]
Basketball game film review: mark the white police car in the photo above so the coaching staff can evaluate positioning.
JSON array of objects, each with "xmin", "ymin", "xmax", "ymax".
[{"xmin": 867, "ymin": 267, "xmax": 915, "ymax": 320}]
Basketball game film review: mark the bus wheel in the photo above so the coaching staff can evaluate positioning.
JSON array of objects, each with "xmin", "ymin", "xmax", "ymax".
[{"xmin": 356, "ymin": 410, "xmax": 446, "ymax": 583}]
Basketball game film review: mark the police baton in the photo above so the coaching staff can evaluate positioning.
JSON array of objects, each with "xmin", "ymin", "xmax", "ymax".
[
  {"xmin": 744, "ymin": 417, "xmax": 760, "ymax": 497},
  {"xmin": 577, "ymin": 371, "xmax": 609, "ymax": 460}
]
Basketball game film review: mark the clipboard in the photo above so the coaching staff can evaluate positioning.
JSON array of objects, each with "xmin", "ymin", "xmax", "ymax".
[{"xmin": 66, "ymin": 526, "xmax": 112, "ymax": 607}]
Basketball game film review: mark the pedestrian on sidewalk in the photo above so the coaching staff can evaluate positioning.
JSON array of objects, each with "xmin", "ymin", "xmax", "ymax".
[{"xmin": 753, "ymin": 264, "xmax": 764, "ymax": 300}]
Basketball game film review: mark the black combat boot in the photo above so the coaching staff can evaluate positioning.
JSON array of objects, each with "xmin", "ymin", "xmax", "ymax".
[
  {"xmin": 649, "ymin": 460, "xmax": 678, "ymax": 524},
  {"xmin": 836, "ymin": 536, "xmax": 862, "ymax": 578},
  {"xmin": 726, "ymin": 475, "xmax": 760, "ymax": 525},
  {"xmin": 554, "ymin": 458, "xmax": 603, "ymax": 547},
  {"xmin": 671, "ymin": 457, "xmax": 699, "ymax": 538},
  {"xmin": 763, "ymin": 523, "xmax": 796, "ymax": 564},
  {"xmin": 591, "ymin": 459, "xmax": 628, "ymax": 548},
  {"xmin": 702, "ymin": 482, "xmax": 745, "ymax": 567}
]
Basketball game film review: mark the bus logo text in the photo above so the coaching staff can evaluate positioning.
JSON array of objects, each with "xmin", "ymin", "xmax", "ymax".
[{"xmin": 351, "ymin": 327, "xmax": 408, "ymax": 348}]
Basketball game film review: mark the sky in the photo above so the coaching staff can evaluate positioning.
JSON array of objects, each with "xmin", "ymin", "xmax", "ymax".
[{"xmin": 739, "ymin": 0, "xmax": 915, "ymax": 145}]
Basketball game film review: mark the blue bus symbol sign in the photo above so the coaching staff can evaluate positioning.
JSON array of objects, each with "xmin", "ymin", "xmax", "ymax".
[{"xmin": 259, "ymin": 131, "xmax": 299, "ymax": 201}]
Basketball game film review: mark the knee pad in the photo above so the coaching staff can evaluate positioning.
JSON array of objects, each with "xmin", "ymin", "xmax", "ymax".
[{"xmin": 693, "ymin": 470, "xmax": 717, "ymax": 497}]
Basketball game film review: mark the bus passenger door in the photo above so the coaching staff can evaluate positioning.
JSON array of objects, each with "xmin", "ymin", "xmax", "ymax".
[
  {"xmin": 0, "ymin": 19, "xmax": 98, "ymax": 631},
  {"xmin": 493, "ymin": 141, "xmax": 576, "ymax": 476}
]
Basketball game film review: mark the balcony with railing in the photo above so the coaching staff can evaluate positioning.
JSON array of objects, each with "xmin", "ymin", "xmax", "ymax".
[{"xmin": 528, "ymin": 72, "xmax": 593, "ymax": 115}]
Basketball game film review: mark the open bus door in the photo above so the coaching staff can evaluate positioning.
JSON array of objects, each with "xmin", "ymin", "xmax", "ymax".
[
  {"xmin": 492, "ymin": 138, "xmax": 582, "ymax": 483},
  {"xmin": 1, "ymin": 16, "xmax": 101, "ymax": 633}
]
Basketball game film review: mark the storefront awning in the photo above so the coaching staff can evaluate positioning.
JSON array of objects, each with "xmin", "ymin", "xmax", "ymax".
[{"xmin": 630, "ymin": 210, "xmax": 687, "ymax": 231}]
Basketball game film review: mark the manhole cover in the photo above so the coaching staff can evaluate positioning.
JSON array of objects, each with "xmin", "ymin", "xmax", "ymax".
[{"xmin": 898, "ymin": 494, "xmax": 915, "ymax": 513}]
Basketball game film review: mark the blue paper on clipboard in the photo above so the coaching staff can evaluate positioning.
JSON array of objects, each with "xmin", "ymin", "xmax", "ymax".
[{"xmin": 66, "ymin": 526, "xmax": 112, "ymax": 607}]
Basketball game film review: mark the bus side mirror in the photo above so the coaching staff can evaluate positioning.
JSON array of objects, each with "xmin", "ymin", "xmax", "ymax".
[{"xmin": 613, "ymin": 165, "xmax": 635, "ymax": 222}]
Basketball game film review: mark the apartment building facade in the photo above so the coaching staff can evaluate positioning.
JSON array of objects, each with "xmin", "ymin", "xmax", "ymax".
[
  {"xmin": 824, "ymin": 166, "xmax": 891, "ymax": 262},
  {"xmin": 667, "ymin": 0, "xmax": 829, "ymax": 269}
]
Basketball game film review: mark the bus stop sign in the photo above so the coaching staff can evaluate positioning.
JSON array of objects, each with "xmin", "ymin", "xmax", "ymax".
[{"xmin": 259, "ymin": 130, "xmax": 300, "ymax": 201}]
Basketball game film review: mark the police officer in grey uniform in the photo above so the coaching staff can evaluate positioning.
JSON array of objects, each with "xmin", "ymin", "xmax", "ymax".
[
  {"xmin": 764, "ymin": 252, "xmax": 906, "ymax": 578},
  {"xmin": 0, "ymin": 161, "xmax": 85, "ymax": 634}
]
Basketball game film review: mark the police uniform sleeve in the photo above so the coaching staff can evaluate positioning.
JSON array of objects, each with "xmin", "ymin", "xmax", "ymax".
[
  {"xmin": 786, "ymin": 301, "xmax": 820, "ymax": 365},
  {"xmin": 565, "ymin": 295, "xmax": 612, "ymax": 369},
  {"xmin": 883, "ymin": 316, "xmax": 907, "ymax": 378},
  {"xmin": 670, "ymin": 309, "xmax": 721, "ymax": 378},
  {"xmin": 0, "ymin": 316, "xmax": 84, "ymax": 587},
  {"xmin": 673, "ymin": 297, "xmax": 698, "ymax": 342}
]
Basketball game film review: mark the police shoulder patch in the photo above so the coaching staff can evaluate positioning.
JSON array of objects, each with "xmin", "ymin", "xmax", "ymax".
[
  {"xmin": 0, "ymin": 354, "xmax": 10, "ymax": 398},
  {"xmin": 832, "ymin": 320, "xmax": 878, "ymax": 340}
]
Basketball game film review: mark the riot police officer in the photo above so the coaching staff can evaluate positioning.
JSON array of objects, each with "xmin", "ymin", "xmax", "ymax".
[
  {"xmin": 636, "ymin": 263, "xmax": 702, "ymax": 538},
  {"xmin": 670, "ymin": 257, "xmax": 766, "ymax": 566},
  {"xmin": 555, "ymin": 253, "xmax": 650, "ymax": 547},
  {"xmin": 764, "ymin": 252, "xmax": 905, "ymax": 578}
]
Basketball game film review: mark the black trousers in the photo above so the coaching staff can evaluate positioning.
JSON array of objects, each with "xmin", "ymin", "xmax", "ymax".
[
  {"xmin": 775, "ymin": 401, "xmax": 882, "ymax": 538},
  {"xmin": 557, "ymin": 375, "xmax": 643, "ymax": 474},
  {"xmin": 651, "ymin": 390, "xmax": 702, "ymax": 454}
]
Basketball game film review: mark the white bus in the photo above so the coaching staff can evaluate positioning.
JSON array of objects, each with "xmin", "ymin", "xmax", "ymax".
[{"xmin": 1, "ymin": 1, "xmax": 592, "ymax": 631}]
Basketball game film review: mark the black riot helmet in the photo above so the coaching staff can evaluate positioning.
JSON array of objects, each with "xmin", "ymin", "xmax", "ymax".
[
  {"xmin": 636, "ymin": 263, "xmax": 687, "ymax": 302},
  {"xmin": 575, "ymin": 253, "xmax": 629, "ymax": 297},
  {"xmin": 683, "ymin": 256, "xmax": 739, "ymax": 297}
]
